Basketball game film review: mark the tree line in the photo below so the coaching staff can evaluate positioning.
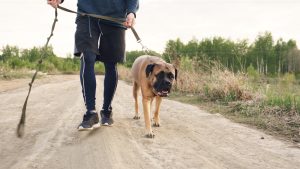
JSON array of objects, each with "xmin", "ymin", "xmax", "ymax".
[
  {"xmin": 1, "ymin": 31, "xmax": 299, "ymax": 76},
  {"xmin": 162, "ymin": 32, "xmax": 300, "ymax": 75}
]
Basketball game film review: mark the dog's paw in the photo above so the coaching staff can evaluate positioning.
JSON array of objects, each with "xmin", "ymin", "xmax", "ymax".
[
  {"xmin": 153, "ymin": 122, "xmax": 160, "ymax": 127},
  {"xmin": 145, "ymin": 131, "xmax": 155, "ymax": 138},
  {"xmin": 133, "ymin": 115, "xmax": 140, "ymax": 120}
]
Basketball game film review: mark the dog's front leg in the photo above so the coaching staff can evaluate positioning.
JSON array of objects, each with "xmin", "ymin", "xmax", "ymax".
[
  {"xmin": 142, "ymin": 97, "xmax": 154, "ymax": 138},
  {"xmin": 153, "ymin": 96, "xmax": 162, "ymax": 127}
]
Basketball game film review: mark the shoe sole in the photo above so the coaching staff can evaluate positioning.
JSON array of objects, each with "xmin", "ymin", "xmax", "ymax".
[
  {"xmin": 78, "ymin": 123, "xmax": 100, "ymax": 131},
  {"xmin": 101, "ymin": 123, "xmax": 113, "ymax": 126}
]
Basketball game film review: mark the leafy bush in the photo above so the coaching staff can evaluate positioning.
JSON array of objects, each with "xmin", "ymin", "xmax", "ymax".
[
  {"xmin": 95, "ymin": 62, "xmax": 105, "ymax": 75},
  {"xmin": 124, "ymin": 50, "xmax": 160, "ymax": 68},
  {"xmin": 281, "ymin": 73, "xmax": 296, "ymax": 84},
  {"xmin": 0, "ymin": 45, "xmax": 81, "ymax": 74},
  {"xmin": 247, "ymin": 64, "xmax": 259, "ymax": 79}
]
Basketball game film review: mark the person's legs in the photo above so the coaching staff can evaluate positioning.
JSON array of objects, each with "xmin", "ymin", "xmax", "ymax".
[
  {"xmin": 80, "ymin": 50, "xmax": 97, "ymax": 112},
  {"xmin": 102, "ymin": 62, "xmax": 118, "ymax": 111},
  {"xmin": 75, "ymin": 16, "xmax": 103, "ymax": 130},
  {"xmin": 78, "ymin": 50, "xmax": 100, "ymax": 131},
  {"xmin": 100, "ymin": 62, "xmax": 118, "ymax": 125},
  {"xmin": 96, "ymin": 22, "xmax": 124, "ymax": 126}
]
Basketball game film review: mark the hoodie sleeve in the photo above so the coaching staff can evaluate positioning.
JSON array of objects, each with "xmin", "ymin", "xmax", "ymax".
[{"xmin": 126, "ymin": 0, "xmax": 139, "ymax": 17}]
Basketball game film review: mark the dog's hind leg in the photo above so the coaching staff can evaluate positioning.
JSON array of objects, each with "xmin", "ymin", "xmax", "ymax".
[
  {"xmin": 153, "ymin": 96, "xmax": 162, "ymax": 127},
  {"xmin": 133, "ymin": 82, "xmax": 140, "ymax": 119}
]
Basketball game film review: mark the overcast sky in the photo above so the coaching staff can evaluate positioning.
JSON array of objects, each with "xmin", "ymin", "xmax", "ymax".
[{"xmin": 0, "ymin": 0, "xmax": 299, "ymax": 57}]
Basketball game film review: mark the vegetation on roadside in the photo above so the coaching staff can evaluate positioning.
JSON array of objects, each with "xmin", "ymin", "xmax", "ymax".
[{"xmin": 0, "ymin": 45, "xmax": 105, "ymax": 79}]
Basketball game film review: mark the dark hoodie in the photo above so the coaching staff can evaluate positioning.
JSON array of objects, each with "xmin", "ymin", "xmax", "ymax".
[{"xmin": 61, "ymin": 0, "xmax": 139, "ymax": 27}]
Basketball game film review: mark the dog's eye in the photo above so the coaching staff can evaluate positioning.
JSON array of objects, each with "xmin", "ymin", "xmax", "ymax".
[
  {"xmin": 155, "ymin": 71, "xmax": 165, "ymax": 78},
  {"xmin": 168, "ymin": 73, "xmax": 174, "ymax": 79}
]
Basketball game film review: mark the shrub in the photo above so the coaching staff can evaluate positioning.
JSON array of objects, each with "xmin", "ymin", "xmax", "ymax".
[
  {"xmin": 0, "ymin": 45, "xmax": 82, "ymax": 75},
  {"xmin": 281, "ymin": 73, "xmax": 296, "ymax": 84},
  {"xmin": 203, "ymin": 68, "xmax": 252, "ymax": 102},
  {"xmin": 124, "ymin": 50, "xmax": 160, "ymax": 68},
  {"xmin": 95, "ymin": 62, "xmax": 105, "ymax": 74},
  {"xmin": 247, "ymin": 64, "xmax": 259, "ymax": 80}
]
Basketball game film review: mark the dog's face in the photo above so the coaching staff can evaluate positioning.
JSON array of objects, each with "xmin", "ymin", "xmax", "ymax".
[{"xmin": 146, "ymin": 62, "xmax": 177, "ymax": 97}]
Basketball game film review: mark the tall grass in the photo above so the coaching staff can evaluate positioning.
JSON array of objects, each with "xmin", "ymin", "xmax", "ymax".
[
  {"xmin": 175, "ymin": 57, "xmax": 253, "ymax": 102},
  {"xmin": 265, "ymin": 73, "xmax": 300, "ymax": 112},
  {"xmin": 118, "ymin": 55, "xmax": 255, "ymax": 103}
]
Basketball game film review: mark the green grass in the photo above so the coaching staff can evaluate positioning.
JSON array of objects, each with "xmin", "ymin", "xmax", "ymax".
[
  {"xmin": 262, "ymin": 74, "xmax": 300, "ymax": 113},
  {"xmin": 0, "ymin": 68, "xmax": 41, "ymax": 80},
  {"xmin": 169, "ymin": 91, "xmax": 300, "ymax": 142}
]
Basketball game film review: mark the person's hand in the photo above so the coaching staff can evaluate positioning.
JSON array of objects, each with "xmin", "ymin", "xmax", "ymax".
[
  {"xmin": 124, "ymin": 13, "xmax": 135, "ymax": 28},
  {"xmin": 47, "ymin": 0, "xmax": 61, "ymax": 8}
]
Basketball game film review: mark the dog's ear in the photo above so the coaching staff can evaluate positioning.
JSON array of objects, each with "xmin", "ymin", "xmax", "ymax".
[
  {"xmin": 173, "ymin": 65, "xmax": 178, "ymax": 80},
  {"xmin": 146, "ymin": 64, "xmax": 155, "ymax": 77}
]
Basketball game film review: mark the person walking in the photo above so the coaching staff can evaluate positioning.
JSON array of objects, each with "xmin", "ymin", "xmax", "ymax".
[{"xmin": 47, "ymin": 0, "xmax": 139, "ymax": 130}]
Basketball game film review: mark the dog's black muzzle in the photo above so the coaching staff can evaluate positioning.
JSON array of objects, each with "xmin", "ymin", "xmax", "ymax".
[{"xmin": 153, "ymin": 80, "xmax": 172, "ymax": 97}]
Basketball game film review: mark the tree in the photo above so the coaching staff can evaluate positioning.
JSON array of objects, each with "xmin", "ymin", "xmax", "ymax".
[
  {"xmin": 286, "ymin": 48, "xmax": 300, "ymax": 73},
  {"xmin": 233, "ymin": 40, "xmax": 249, "ymax": 72},
  {"xmin": 0, "ymin": 45, "xmax": 20, "ymax": 62},
  {"xmin": 183, "ymin": 38, "xmax": 198, "ymax": 58},
  {"xmin": 163, "ymin": 38, "xmax": 184, "ymax": 63},
  {"xmin": 247, "ymin": 32, "xmax": 274, "ymax": 74}
]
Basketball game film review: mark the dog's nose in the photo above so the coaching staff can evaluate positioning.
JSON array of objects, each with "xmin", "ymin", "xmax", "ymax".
[{"xmin": 165, "ymin": 81, "xmax": 171, "ymax": 87}]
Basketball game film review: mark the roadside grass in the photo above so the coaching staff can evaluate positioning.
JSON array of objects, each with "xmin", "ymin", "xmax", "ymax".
[
  {"xmin": 0, "ymin": 58, "xmax": 105, "ymax": 80},
  {"xmin": 169, "ymin": 89, "xmax": 300, "ymax": 143},
  {"xmin": 0, "ymin": 67, "xmax": 43, "ymax": 80},
  {"xmin": 265, "ymin": 74, "xmax": 300, "ymax": 112},
  {"xmin": 118, "ymin": 65, "xmax": 132, "ymax": 83},
  {"xmin": 0, "ymin": 66, "xmax": 69, "ymax": 80}
]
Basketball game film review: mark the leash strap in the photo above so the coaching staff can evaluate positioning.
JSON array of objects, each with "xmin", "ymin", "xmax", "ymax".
[
  {"xmin": 58, "ymin": 6, "xmax": 126, "ymax": 24},
  {"xmin": 17, "ymin": 8, "xmax": 58, "ymax": 138},
  {"xmin": 57, "ymin": 6, "xmax": 143, "ymax": 47},
  {"xmin": 130, "ymin": 26, "xmax": 150, "ymax": 54}
]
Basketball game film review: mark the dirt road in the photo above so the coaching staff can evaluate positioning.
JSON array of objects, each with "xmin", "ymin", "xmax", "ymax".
[{"xmin": 1, "ymin": 75, "xmax": 300, "ymax": 169}]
